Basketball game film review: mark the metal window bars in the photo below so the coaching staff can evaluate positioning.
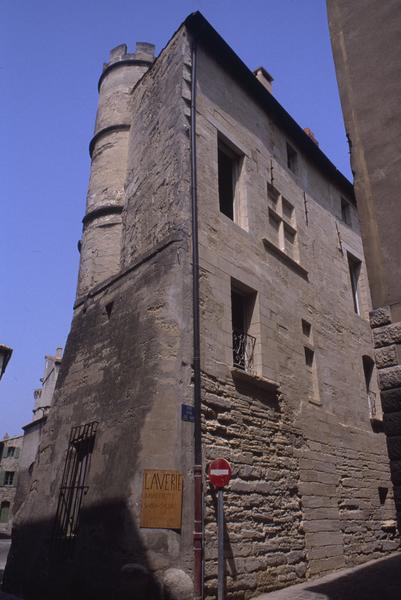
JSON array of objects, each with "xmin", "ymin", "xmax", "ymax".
[
  {"xmin": 52, "ymin": 421, "xmax": 98, "ymax": 557},
  {"xmin": 232, "ymin": 329, "xmax": 256, "ymax": 373}
]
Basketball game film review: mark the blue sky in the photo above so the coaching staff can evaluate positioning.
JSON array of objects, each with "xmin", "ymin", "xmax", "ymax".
[{"xmin": 0, "ymin": 1, "xmax": 350, "ymax": 434}]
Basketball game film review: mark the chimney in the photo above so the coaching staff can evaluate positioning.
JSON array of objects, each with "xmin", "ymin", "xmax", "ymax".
[
  {"xmin": 254, "ymin": 66, "xmax": 274, "ymax": 94},
  {"xmin": 303, "ymin": 128, "xmax": 319, "ymax": 146}
]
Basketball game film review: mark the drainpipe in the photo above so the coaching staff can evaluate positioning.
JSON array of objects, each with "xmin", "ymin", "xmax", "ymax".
[{"xmin": 190, "ymin": 39, "xmax": 203, "ymax": 600}]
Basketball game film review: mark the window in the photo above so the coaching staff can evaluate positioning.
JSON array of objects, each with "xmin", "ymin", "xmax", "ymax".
[
  {"xmin": 266, "ymin": 183, "xmax": 299, "ymax": 262},
  {"xmin": 347, "ymin": 253, "xmax": 361, "ymax": 315},
  {"xmin": 0, "ymin": 501, "xmax": 10, "ymax": 523},
  {"xmin": 6, "ymin": 447, "xmax": 15, "ymax": 458},
  {"xmin": 302, "ymin": 319, "xmax": 320, "ymax": 404},
  {"xmin": 286, "ymin": 143, "xmax": 298, "ymax": 173},
  {"xmin": 363, "ymin": 355, "xmax": 376, "ymax": 419},
  {"xmin": 231, "ymin": 286, "xmax": 256, "ymax": 373},
  {"xmin": 218, "ymin": 137, "xmax": 242, "ymax": 221},
  {"xmin": 53, "ymin": 421, "xmax": 98, "ymax": 556},
  {"xmin": 4, "ymin": 471, "xmax": 15, "ymax": 486},
  {"xmin": 341, "ymin": 197, "xmax": 351, "ymax": 225}
]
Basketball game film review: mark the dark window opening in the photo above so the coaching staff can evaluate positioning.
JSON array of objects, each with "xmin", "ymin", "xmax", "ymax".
[
  {"xmin": 378, "ymin": 486, "xmax": 388, "ymax": 505},
  {"xmin": 287, "ymin": 143, "xmax": 298, "ymax": 173},
  {"xmin": 0, "ymin": 501, "xmax": 10, "ymax": 523},
  {"xmin": 304, "ymin": 347, "xmax": 314, "ymax": 368},
  {"xmin": 4, "ymin": 471, "xmax": 14, "ymax": 486},
  {"xmin": 52, "ymin": 421, "xmax": 98, "ymax": 557},
  {"xmin": 6, "ymin": 447, "xmax": 15, "ymax": 458},
  {"xmin": 231, "ymin": 287, "xmax": 256, "ymax": 372},
  {"xmin": 341, "ymin": 197, "xmax": 351, "ymax": 225},
  {"xmin": 302, "ymin": 319, "xmax": 312, "ymax": 338},
  {"xmin": 347, "ymin": 253, "xmax": 361, "ymax": 315},
  {"xmin": 363, "ymin": 355, "xmax": 376, "ymax": 418},
  {"xmin": 105, "ymin": 301, "xmax": 114, "ymax": 320},
  {"xmin": 218, "ymin": 139, "xmax": 239, "ymax": 220}
]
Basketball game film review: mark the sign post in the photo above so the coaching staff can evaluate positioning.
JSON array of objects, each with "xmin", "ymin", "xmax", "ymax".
[{"xmin": 208, "ymin": 458, "xmax": 232, "ymax": 600}]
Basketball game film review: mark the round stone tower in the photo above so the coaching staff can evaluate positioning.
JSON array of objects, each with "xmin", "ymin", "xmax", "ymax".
[{"xmin": 76, "ymin": 42, "xmax": 155, "ymax": 298}]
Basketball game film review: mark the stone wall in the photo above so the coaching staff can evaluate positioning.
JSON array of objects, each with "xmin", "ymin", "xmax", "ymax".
[
  {"xmin": 195, "ymin": 39, "xmax": 398, "ymax": 598},
  {"xmin": 4, "ymin": 26, "xmax": 195, "ymax": 600},
  {"xmin": 0, "ymin": 436, "xmax": 23, "ymax": 537}
]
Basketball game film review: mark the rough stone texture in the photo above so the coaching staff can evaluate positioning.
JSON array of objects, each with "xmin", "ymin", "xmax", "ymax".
[
  {"xmin": 328, "ymin": 2, "xmax": 401, "ymax": 587},
  {"xmin": 163, "ymin": 568, "xmax": 194, "ymax": 599},
  {"xmin": 370, "ymin": 307, "xmax": 392, "ymax": 329},
  {"xmin": 4, "ymin": 28, "xmax": 193, "ymax": 600},
  {"xmin": 0, "ymin": 436, "xmax": 23, "ymax": 537},
  {"xmin": 5, "ymin": 13, "xmax": 399, "ymax": 600},
  {"xmin": 195, "ymin": 41, "xmax": 397, "ymax": 599}
]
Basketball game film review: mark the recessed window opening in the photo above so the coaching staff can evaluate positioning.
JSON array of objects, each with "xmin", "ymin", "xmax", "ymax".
[
  {"xmin": 363, "ymin": 355, "xmax": 376, "ymax": 418},
  {"xmin": 341, "ymin": 197, "xmax": 351, "ymax": 225},
  {"xmin": 304, "ymin": 346, "xmax": 314, "ymax": 368},
  {"xmin": 378, "ymin": 486, "xmax": 388, "ymax": 505},
  {"xmin": 287, "ymin": 143, "xmax": 298, "ymax": 173},
  {"xmin": 4, "ymin": 471, "xmax": 14, "ymax": 486},
  {"xmin": 218, "ymin": 137, "xmax": 241, "ymax": 221},
  {"xmin": 231, "ymin": 286, "xmax": 256, "ymax": 373},
  {"xmin": 282, "ymin": 198, "xmax": 294, "ymax": 222},
  {"xmin": 0, "ymin": 501, "xmax": 10, "ymax": 523},
  {"xmin": 347, "ymin": 253, "xmax": 362, "ymax": 315},
  {"xmin": 302, "ymin": 319, "xmax": 312, "ymax": 338},
  {"xmin": 6, "ymin": 447, "xmax": 15, "ymax": 458},
  {"xmin": 105, "ymin": 301, "xmax": 114, "ymax": 320}
]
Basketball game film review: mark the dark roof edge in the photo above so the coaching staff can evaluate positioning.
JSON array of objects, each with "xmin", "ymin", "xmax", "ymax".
[{"xmin": 184, "ymin": 12, "xmax": 354, "ymax": 202}]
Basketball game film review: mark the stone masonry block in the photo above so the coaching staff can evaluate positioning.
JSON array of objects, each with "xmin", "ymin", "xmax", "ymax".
[
  {"xmin": 374, "ymin": 323, "xmax": 401, "ymax": 348},
  {"xmin": 386, "ymin": 436, "xmax": 401, "ymax": 461},
  {"xmin": 375, "ymin": 345, "xmax": 398, "ymax": 369},
  {"xmin": 381, "ymin": 387, "xmax": 401, "ymax": 413},
  {"xmin": 383, "ymin": 412, "xmax": 401, "ymax": 437},
  {"xmin": 390, "ymin": 459, "xmax": 401, "ymax": 485},
  {"xmin": 379, "ymin": 366, "xmax": 401, "ymax": 390},
  {"xmin": 369, "ymin": 306, "xmax": 391, "ymax": 329}
]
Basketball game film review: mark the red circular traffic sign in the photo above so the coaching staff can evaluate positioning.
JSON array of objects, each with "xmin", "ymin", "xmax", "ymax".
[{"xmin": 208, "ymin": 458, "xmax": 232, "ymax": 488}]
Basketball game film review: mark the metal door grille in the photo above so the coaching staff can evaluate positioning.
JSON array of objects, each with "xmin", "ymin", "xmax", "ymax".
[{"xmin": 52, "ymin": 421, "xmax": 98, "ymax": 556}]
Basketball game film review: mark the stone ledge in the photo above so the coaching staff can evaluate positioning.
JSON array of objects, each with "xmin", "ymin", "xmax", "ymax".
[
  {"xmin": 262, "ymin": 238, "xmax": 308, "ymax": 280},
  {"xmin": 373, "ymin": 322, "xmax": 401, "ymax": 348},
  {"xmin": 231, "ymin": 367, "xmax": 280, "ymax": 393}
]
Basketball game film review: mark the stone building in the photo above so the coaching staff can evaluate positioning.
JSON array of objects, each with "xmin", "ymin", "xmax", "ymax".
[
  {"xmin": 15, "ymin": 348, "xmax": 63, "ymax": 512},
  {"xmin": 4, "ymin": 12, "xmax": 399, "ymax": 600},
  {"xmin": 0, "ymin": 435, "xmax": 23, "ymax": 537},
  {"xmin": 327, "ymin": 0, "xmax": 401, "ymax": 534}
]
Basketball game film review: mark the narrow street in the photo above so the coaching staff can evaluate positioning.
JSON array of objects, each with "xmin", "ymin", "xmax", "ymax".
[{"xmin": 253, "ymin": 552, "xmax": 401, "ymax": 600}]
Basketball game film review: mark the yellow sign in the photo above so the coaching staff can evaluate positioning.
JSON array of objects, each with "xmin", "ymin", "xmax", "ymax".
[{"xmin": 140, "ymin": 469, "xmax": 183, "ymax": 529}]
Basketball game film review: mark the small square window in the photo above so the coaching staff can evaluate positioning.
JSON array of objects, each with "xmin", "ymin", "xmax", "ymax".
[
  {"xmin": 287, "ymin": 143, "xmax": 298, "ymax": 173},
  {"xmin": 6, "ymin": 447, "xmax": 15, "ymax": 458}
]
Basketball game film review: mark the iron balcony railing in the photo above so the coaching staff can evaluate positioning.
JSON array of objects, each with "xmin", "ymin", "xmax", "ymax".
[{"xmin": 233, "ymin": 329, "xmax": 256, "ymax": 373}]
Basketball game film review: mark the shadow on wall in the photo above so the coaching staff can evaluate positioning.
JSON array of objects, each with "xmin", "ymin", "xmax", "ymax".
[
  {"xmin": 2, "ymin": 500, "xmax": 163, "ymax": 600},
  {"xmin": 304, "ymin": 553, "xmax": 401, "ymax": 600}
]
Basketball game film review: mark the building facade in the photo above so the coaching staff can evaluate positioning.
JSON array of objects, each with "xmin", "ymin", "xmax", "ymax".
[
  {"xmin": 4, "ymin": 13, "xmax": 399, "ymax": 600},
  {"xmin": 0, "ymin": 436, "xmax": 23, "ymax": 537},
  {"xmin": 14, "ymin": 348, "xmax": 63, "ymax": 513},
  {"xmin": 327, "ymin": 0, "xmax": 401, "ymax": 534}
]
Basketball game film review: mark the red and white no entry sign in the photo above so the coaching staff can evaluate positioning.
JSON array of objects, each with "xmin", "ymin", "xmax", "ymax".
[{"xmin": 208, "ymin": 458, "xmax": 232, "ymax": 488}]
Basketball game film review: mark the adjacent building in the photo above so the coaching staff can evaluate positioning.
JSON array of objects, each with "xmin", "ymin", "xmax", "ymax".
[
  {"xmin": 0, "ymin": 436, "xmax": 23, "ymax": 537},
  {"xmin": 3, "ymin": 13, "xmax": 399, "ymax": 600},
  {"xmin": 327, "ymin": 0, "xmax": 401, "ymax": 535}
]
